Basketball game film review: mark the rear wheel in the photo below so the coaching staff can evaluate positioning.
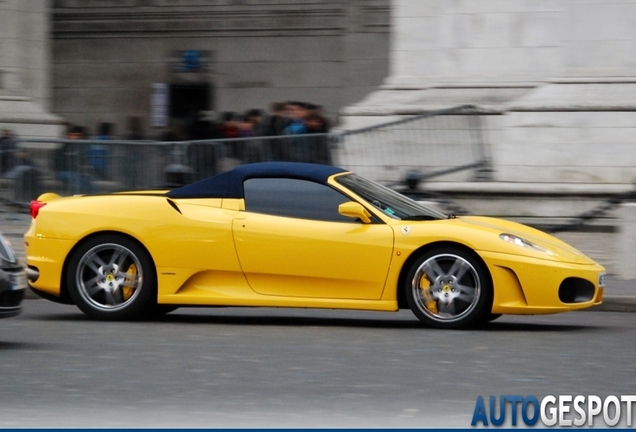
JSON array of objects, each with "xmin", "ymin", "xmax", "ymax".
[
  {"xmin": 405, "ymin": 246, "xmax": 493, "ymax": 329},
  {"xmin": 67, "ymin": 234, "xmax": 156, "ymax": 320},
  {"xmin": 484, "ymin": 313, "xmax": 502, "ymax": 323}
]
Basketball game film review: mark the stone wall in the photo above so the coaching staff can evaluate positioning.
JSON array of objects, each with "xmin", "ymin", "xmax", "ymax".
[
  {"xmin": 1, "ymin": 0, "xmax": 51, "ymax": 106},
  {"xmin": 51, "ymin": 0, "xmax": 390, "ymax": 137},
  {"xmin": 341, "ymin": 0, "xmax": 636, "ymax": 187},
  {"xmin": 0, "ymin": 0, "xmax": 62, "ymax": 137}
]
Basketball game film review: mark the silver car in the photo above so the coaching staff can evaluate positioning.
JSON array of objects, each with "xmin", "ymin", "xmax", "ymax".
[{"xmin": 0, "ymin": 234, "xmax": 26, "ymax": 318}]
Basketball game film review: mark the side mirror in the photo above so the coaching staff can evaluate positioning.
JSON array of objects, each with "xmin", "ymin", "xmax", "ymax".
[{"xmin": 338, "ymin": 201, "xmax": 371, "ymax": 224}]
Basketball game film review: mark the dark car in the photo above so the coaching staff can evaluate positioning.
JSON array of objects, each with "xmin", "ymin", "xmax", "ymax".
[{"xmin": 0, "ymin": 234, "xmax": 26, "ymax": 318}]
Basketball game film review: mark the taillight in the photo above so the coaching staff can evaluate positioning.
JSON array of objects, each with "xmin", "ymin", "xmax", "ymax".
[{"xmin": 30, "ymin": 200, "xmax": 47, "ymax": 219}]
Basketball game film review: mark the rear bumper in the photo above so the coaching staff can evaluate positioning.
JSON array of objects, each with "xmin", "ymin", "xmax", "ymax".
[{"xmin": 24, "ymin": 235, "xmax": 74, "ymax": 298}]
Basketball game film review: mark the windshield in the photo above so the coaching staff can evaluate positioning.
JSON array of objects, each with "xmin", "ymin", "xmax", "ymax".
[{"xmin": 336, "ymin": 174, "xmax": 447, "ymax": 221}]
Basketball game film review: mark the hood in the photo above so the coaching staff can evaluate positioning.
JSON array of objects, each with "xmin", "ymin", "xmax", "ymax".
[
  {"xmin": 459, "ymin": 216, "xmax": 594, "ymax": 264},
  {"xmin": 390, "ymin": 215, "xmax": 596, "ymax": 265}
]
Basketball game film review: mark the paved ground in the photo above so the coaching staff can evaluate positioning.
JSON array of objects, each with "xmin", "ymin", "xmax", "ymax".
[
  {"xmin": 2, "ymin": 202, "xmax": 634, "ymax": 310},
  {"xmin": 1, "ymin": 302, "xmax": 635, "ymax": 428}
]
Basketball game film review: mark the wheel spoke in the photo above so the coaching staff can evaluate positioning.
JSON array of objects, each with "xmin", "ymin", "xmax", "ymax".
[
  {"xmin": 456, "ymin": 283, "xmax": 476, "ymax": 303},
  {"xmin": 83, "ymin": 275, "xmax": 100, "ymax": 290},
  {"xmin": 457, "ymin": 284, "xmax": 476, "ymax": 295},
  {"xmin": 448, "ymin": 302, "xmax": 456, "ymax": 316},
  {"xmin": 457, "ymin": 292, "xmax": 475, "ymax": 303},
  {"xmin": 422, "ymin": 259, "xmax": 445, "ymax": 281},
  {"xmin": 121, "ymin": 278, "xmax": 137, "ymax": 289},
  {"xmin": 84, "ymin": 257, "xmax": 102, "ymax": 276},
  {"xmin": 84, "ymin": 282, "xmax": 102, "ymax": 298},
  {"xmin": 104, "ymin": 290, "xmax": 117, "ymax": 306},
  {"xmin": 88, "ymin": 252, "xmax": 107, "ymax": 269},
  {"xmin": 439, "ymin": 301, "xmax": 456, "ymax": 317},
  {"xmin": 113, "ymin": 286, "xmax": 126, "ymax": 304},
  {"xmin": 108, "ymin": 248, "xmax": 125, "ymax": 267},
  {"xmin": 115, "ymin": 271, "xmax": 132, "ymax": 281},
  {"xmin": 448, "ymin": 258, "xmax": 470, "ymax": 281}
]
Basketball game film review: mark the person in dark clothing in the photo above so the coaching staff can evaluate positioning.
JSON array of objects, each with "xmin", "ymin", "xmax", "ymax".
[
  {"xmin": 89, "ymin": 122, "xmax": 113, "ymax": 180},
  {"xmin": 283, "ymin": 101, "xmax": 308, "ymax": 135},
  {"xmin": 159, "ymin": 119, "xmax": 181, "ymax": 142},
  {"xmin": 189, "ymin": 111, "xmax": 213, "ymax": 141},
  {"xmin": 305, "ymin": 112, "xmax": 330, "ymax": 134},
  {"xmin": 277, "ymin": 102, "xmax": 310, "ymax": 162},
  {"xmin": 0, "ymin": 129, "xmax": 17, "ymax": 175},
  {"xmin": 220, "ymin": 112, "xmax": 239, "ymax": 139},
  {"xmin": 3, "ymin": 131, "xmax": 38, "ymax": 199},
  {"xmin": 125, "ymin": 116, "xmax": 145, "ymax": 140},
  {"xmin": 305, "ymin": 113, "xmax": 332, "ymax": 165},
  {"xmin": 260, "ymin": 102, "xmax": 289, "ymax": 137},
  {"xmin": 54, "ymin": 125, "xmax": 94, "ymax": 194},
  {"xmin": 237, "ymin": 113, "xmax": 256, "ymax": 138},
  {"xmin": 245, "ymin": 109, "xmax": 263, "ymax": 133}
]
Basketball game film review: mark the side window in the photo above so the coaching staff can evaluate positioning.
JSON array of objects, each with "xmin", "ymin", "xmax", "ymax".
[{"xmin": 243, "ymin": 178, "xmax": 354, "ymax": 223}]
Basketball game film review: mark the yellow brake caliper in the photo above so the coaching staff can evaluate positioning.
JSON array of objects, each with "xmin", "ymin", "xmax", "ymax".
[
  {"xmin": 123, "ymin": 263, "xmax": 137, "ymax": 301},
  {"xmin": 419, "ymin": 274, "xmax": 438, "ymax": 314}
]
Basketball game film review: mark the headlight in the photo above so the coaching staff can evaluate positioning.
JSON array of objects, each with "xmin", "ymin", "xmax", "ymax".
[{"xmin": 499, "ymin": 233, "xmax": 555, "ymax": 256}]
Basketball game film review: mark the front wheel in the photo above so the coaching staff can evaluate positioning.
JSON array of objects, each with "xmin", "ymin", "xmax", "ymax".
[
  {"xmin": 67, "ymin": 234, "xmax": 157, "ymax": 320},
  {"xmin": 142, "ymin": 304, "xmax": 179, "ymax": 319},
  {"xmin": 405, "ymin": 246, "xmax": 493, "ymax": 329}
]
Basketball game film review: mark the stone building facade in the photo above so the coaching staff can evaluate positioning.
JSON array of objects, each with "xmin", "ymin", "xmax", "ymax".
[
  {"xmin": 51, "ymin": 0, "xmax": 390, "ymax": 137},
  {"xmin": 341, "ymin": 0, "xmax": 636, "ymax": 186},
  {"xmin": 0, "ymin": 0, "xmax": 62, "ymax": 137}
]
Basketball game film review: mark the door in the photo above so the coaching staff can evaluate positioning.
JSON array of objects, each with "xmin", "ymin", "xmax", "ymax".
[
  {"xmin": 232, "ymin": 178, "xmax": 394, "ymax": 300},
  {"xmin": 169, "ymin": 82, "xmax": 211, "ymax": 119}
]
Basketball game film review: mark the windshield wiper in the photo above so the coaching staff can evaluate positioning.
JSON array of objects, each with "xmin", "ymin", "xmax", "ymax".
[{"xmin": 401, "ymin": 215, "xmax": 437, "ymax": 221}]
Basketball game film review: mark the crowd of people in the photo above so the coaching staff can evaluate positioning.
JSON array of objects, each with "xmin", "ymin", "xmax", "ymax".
[
  {"xmin": 161, "ymin": 101, "xmax": 331, "ymax": 142},
  {"xmin": 0, "ymin": 128, "xmax": 36, "ymax": 179},
  {"xmin": 0, "ymin": 100, "xmax": 334, "ymax": 195},
  {"xmin": 169, "ymin": 101, "xmax": 333, "ymax": 178},
  {"xmin": 4, "ymin": 99, "xmax": 332, "ymax": 146}
]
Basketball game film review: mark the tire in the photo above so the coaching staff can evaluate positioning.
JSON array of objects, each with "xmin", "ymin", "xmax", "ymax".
[
  {"xmin": 405, "ymin": 246, "xmax": 493, "ymax": 329},
  {"xmin": 142, "ymin": 304, "xmax": 179, "ymax": 319},
  {"xmin": 66, "ymin": 234, "xmax": 157, "ymax": 320},
  {"xmin": 484, "ymin": 313, "xmax": 502, "ymax": 323}
]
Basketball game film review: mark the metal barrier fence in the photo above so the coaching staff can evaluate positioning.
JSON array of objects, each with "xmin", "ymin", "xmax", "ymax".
[
  {"xmin": 2, "ymin": 135, "xmax": 335, "ymax": 203},
  {"xmin": 2, "ymin": 105, "xmax": 491, "ymax": 203},
  {"xmin": 333, "ymin": 105, "xmax": 492, "ymax": 185}
]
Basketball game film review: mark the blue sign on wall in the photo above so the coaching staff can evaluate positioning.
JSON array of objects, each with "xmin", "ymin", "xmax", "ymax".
[{"xmin": 181, "ymin": 50, "xmax": 202, "ymax": 72}]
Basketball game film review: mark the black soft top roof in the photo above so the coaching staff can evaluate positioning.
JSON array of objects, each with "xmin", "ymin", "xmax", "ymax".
[{"xmin": 166, "ymin": 162, "xmax": 348, "ymax": 199}]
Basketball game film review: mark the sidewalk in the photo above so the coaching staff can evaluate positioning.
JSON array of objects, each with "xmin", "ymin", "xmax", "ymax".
[{"xmin": 2, "ymin": 203, "xmax": 634, "ymax": 311}]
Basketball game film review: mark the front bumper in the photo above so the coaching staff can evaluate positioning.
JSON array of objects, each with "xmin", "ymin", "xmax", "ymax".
[
  {"xmin": 0, "ymin": 266, "xmax": 27, "ymax": 318},
  {"xmin": 480, "ymin": 250, "xmax": 606, "ymax": 315}
]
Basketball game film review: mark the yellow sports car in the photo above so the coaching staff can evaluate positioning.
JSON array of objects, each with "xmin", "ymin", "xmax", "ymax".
[{"xmin": 24, "ymin": 162, "xmax": 605, "ymax": 329}]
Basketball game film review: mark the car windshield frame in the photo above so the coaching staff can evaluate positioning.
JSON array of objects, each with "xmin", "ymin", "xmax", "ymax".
[{"xmin": 335, "ymin": 173, "xmax": 448, "ymax": 221}]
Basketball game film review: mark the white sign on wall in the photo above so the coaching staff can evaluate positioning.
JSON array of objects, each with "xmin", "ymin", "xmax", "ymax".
[{"xmin": 150, "ymin": 83, "xmax": 170, "ymax": 128}]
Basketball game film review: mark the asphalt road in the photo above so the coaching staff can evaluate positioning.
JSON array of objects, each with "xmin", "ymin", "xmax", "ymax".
[{"xmin": 1, "ymin": 300, "xmax": 634, "ymax": 428}]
